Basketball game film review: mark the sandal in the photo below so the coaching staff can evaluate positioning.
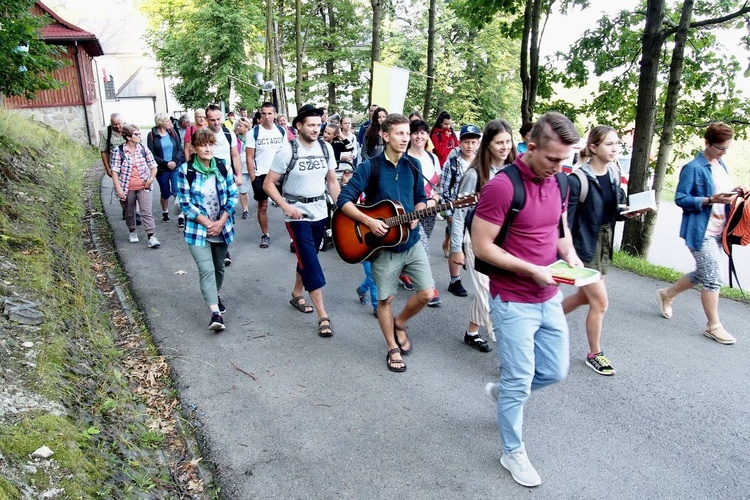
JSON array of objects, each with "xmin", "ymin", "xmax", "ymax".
[
  {"xmin": 394, "ymin": 320, "xmax": 412, "ymax": 355},
  {"xmin": 318, "ymin": 317, "xmax": 333, "ymax": 337},
  {"xmin": 290, "ymin": 294, "xmax": 314, "ymax": 313},
  {"xmin": 386, "ymin": 348, "xmax": 406, "ymax": 372}
]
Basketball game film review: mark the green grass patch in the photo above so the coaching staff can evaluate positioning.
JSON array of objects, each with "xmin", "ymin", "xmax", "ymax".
[
  {"xmin": 613, "ymin": 250, "xmax": 749, "ymax": 302},
  {"xmin": 0, "ymin": 109, "xmax": 200, "ymax": 496}
]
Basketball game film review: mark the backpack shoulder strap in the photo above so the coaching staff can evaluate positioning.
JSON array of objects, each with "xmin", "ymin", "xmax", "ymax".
[
  {"xmin": 448, "ymin": 156, "xmax": 459, "ymax": 194},
  {"xmin": 286, "ymin": 139, "xmax": 299, "ymax": 175},
  {"xmin": 495, "ymin": 164, "xmax": 526, "ymax": 247},
  {"xmin": 216, "ymin": 158, "xmax": 228, "ymax": 178},
  {"xmin": 572, "ymin": 168, "xmax": 588, "ymax": 204},
  {"xmin": 317, "ymin": 138, "xmax": 330, "ymax": 162},
  {"xmin": 364, "ymin": 155, "xmax": 382, "ymax": 204},
  {"xmin": 186, "ymin": 156, "xmax": 196, "ymax": 186},
  {"xmin": 106, "ymin": 125, "xmax": 113, "ymax": 153},
  {"xmin": 252, "ymin": 125, "xmax": 260, "ymax": 142},
  {"xmin": 276, "ymin": 124, "xmax": 285, "ymax": 137},
  {"xmin": 555, "ymin": 171, "xmax": 569, "ymax": 238}
]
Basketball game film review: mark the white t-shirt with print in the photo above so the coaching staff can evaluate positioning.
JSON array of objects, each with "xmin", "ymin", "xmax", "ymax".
[
  {"xmin": 211, "ymin": 128, "xmax": 239, "ymax": 165},
  {"xmin": 270, "ymin": 139, "xmax": 336, "ymax": 222},
  {"xmin": 247, "ymin": 124, "xmax": 286, "ymax": 176}
]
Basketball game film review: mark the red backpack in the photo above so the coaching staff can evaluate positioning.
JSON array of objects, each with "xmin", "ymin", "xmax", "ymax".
[{"xmin": 721, "ymin": 191, "xmax": 750, "ymax": 290}]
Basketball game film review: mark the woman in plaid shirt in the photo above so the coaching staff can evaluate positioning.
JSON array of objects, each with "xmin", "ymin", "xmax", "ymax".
[
  {"xmin": 111, "ymin": 123, "xmax": 160, "ymax": 248},
  {"xmin": 177, "ymin": 129, "xmax": 239, "ymax": 332}
]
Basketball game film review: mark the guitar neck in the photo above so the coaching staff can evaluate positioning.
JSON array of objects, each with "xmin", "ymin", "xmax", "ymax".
[{"xmin": 383, "ymin": 201, "xmax": 456, "ymax": 227}]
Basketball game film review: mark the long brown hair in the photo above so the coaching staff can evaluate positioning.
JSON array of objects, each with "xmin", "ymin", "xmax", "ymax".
[{"xmin": 468, "ymin": 119, "xmax": 516, "ymax": 192}]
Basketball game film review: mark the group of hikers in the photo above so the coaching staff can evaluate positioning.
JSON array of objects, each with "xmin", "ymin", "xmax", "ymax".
[{"xmin": 100, "ymin": 101, "xmax": 745, "ymax": 488}]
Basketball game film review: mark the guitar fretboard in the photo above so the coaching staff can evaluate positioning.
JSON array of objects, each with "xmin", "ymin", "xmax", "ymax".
[{"xmin": 384, "ymin": 202, "xmax": 455, "ymax": 227}]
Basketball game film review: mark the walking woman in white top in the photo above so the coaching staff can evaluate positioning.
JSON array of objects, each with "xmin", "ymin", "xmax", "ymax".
[{"xmin": 450, "ymin": 119, "xmax": 516, "ymax": 352}]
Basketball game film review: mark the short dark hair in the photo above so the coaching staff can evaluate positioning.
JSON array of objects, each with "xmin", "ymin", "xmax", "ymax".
[
  {"xmin": 382, "ymin": 113, "xmax": 410, "ymax": 134},
  {"xmin": 260, "ymin": 101, "xmax": 275, "ymax": 111},
  {"xmin": 519, "ymin": 122, "xmax": 534, "ymax": 137},
  {"xmin": 705, "ymin": 122, "xmax": 734, "ymax": 144},
  {"xmin": 227, "ymin": 111, "xmax": 235, "ymax": 117},
  {"xmin": 206, "ymin": 104, "xmax": 222, "ymax": 117},
  {"xmin": 409, "ymin": 119, "xmax": 429, "ymax": 134},
  {"xmin": 530, "ymin": 112, "xmax": 579, "ymax": 147}
]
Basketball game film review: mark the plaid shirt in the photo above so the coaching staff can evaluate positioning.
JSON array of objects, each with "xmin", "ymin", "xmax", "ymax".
[
  {"xmin": 111, "ymin": 144, "xmax": 157, "ymax": 196},
  {"xmin": 177, "ymin": 159, "xmax": 238, "ymax": 246},
  {"xmin": 439, "ymin": 154, "xmax": 468, "ymax": 217}
]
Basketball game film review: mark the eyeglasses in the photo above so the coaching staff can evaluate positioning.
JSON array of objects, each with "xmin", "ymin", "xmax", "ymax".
[
  {"xmin": 712, "ymin": 144, "xmax": 728, "ymax": 152},
  {"xmin": 131, "ymin": 132, "xmax": 141, "ymax": 136}
]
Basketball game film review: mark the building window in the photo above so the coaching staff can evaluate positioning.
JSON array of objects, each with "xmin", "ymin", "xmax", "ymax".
[{"xmin": 104, "ymin": 77, "xmax": 115, "ymax": 99}]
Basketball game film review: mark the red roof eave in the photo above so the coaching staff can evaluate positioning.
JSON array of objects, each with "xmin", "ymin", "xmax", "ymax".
[{"xmin": 34, "ymin": 1, "xmax": 104, "ymax": 56}]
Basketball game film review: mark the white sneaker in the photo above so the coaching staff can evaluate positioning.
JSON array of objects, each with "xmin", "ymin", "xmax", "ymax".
[
  {"xmin": 128, "ymin": 232, "xmax": 139, "ymax": 243},
  {"xmin": 148, "ymin": 236, "xmax": 161, "ymax": 248},
  {"xmin": 501, "ymin": 448, "xmax": 541, "ymax": 487},
  {"xmin": 484, "ymin": 382, "xmax": 500, "ymax": 403}
]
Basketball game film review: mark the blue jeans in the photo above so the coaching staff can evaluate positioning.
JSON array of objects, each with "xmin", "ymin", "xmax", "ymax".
[
  {"xmin": 360, "ymin": 261, "xmax": 378, "ymax": 308},
  {"xmin": 157, "ymin": 168, "xmax": 180, "ymax": 200},
  {"xmin": 490, "ymin": 290, "xmax": 569, "ymax": 454}
]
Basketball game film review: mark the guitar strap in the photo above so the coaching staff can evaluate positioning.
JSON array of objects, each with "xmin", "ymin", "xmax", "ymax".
[{"xmin": 364, "ymin": 153, "xmax": 422, "ymax": 205}]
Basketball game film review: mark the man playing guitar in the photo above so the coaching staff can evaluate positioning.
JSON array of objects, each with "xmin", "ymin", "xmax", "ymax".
[{"xmin": 337, "ymin": 113, "xmax": 438, "ymax": 372}]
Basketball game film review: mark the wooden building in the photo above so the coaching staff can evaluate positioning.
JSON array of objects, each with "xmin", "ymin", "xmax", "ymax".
[{"xmin": 3, "ymin": 1, "xmax": 104, "ymax": 145}]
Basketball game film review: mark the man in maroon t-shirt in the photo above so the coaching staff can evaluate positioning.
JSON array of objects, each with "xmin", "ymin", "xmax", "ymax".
[{"xmin": 472, "ymin": 112, "xmax": 582, "ymax": 488}]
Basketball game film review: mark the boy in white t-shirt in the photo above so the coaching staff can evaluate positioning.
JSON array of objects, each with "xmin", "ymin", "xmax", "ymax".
[{"xmin": 246, "ymin": 102, "xmax": 287, "ymax": 248}]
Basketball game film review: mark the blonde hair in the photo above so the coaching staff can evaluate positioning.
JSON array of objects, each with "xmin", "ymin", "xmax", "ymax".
[{"xmin": 154, "ymin": 112, "xmax": 171, "ymax": 128}]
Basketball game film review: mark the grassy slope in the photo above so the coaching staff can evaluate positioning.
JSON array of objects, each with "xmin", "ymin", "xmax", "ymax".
[{"xmin": 0, "ymin": 111, "xmax": 209, "ymax": 498}]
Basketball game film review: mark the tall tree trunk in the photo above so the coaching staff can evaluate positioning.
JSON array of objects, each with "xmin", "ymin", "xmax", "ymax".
[
  {"xmin": 527, "ymin": 0, "xmax": 543, "ymax": 121},
  {"xmin": 326, "ymin": 1, "xmax": 336, "ymax": 107},
  {"xmin": 621, "ymin": 0, "xmax": 666, "ymax": 256},
  {"xmin": 423, "ymin": 0, "xmax": 437, "ymax": 120},
  {"xmin": 266, "ymin": 0, "xmax": 274, "ymax": 79},
  {"xmin": 520, "ymin": 0, "xmax": 533, "ymax": 123},
  {"xmin": 295, "ymin": 0, "xmax": 302, "ymax": 108},
  {"xmin": 272, "ymin": 21, "xmax": 287, "ymax": 115},
  {"xmin": 369, "ymin": 0, "xmax": 382, "ymax": 103},
  {"xmin": 643, "ymin": 0, "xmax": 694, "ymax": 250}
]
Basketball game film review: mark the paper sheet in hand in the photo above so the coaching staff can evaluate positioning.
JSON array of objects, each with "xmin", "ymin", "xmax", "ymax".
[{"xmin": 621, "ymin": 190, "xmax": 657, "ymax": 216}]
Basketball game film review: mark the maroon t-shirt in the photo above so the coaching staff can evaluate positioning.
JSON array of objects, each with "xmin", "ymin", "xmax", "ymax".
[{"xmin": 474, "ymin": 158, "xmax": 566, "ymax": 303}]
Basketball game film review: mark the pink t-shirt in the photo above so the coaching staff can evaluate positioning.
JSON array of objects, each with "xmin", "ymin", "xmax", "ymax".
[{"xmin": 474, "ymin": 158, "xmax": 566, "ymax": 303}]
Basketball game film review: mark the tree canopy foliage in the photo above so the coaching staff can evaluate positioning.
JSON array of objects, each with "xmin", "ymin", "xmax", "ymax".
[
  {"xmin": 0, "ymin": 0, "xmax": 65, "ymax": 99},
  {"xmin": 142, "ymin": 0, "xmax": 265, "ymax": 109}
]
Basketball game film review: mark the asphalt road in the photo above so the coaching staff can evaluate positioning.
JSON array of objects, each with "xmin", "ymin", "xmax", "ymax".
[{"xmin": 101, "ymin": 176, "xmax": 750, "ymax": 499}]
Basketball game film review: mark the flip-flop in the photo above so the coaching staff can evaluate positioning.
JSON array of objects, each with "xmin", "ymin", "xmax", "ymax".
[{"xmin": 290, "ymin": 295, "xmax": 313, "ymax": 313}]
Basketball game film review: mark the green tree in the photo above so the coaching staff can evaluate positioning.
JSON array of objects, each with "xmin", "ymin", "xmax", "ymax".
[
  {"xmin": 142, "ymin": 0, "xmax": 265, "ymax": 108},
  {"xmin": 0, "ymin": 0, "xmax": 65, "ymax": 99},
  {"xmin": 451, "ymin": 0, "xmax": 586, "ymax": 123},
  {"xmin": 551, "ymin": 0, "xmax": 750, "ymax": 256},
  {"xmin": 383, "ymin": 0, "xmax": 522, "ymax": 126},
  {"xmin": 279, "ymin": 0, "xmax": 369, "ymax": 113}
]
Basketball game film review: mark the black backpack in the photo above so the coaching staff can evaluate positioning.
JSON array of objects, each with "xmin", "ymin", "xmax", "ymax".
[
  {"xmin": 363, "ymin": 153, "xmax": 421, "ymax": 204},
  {"xmin": 466, "ymin": 164, "xmax": 568, "ymax": 275},
  {"xmin": 185, "ymin": 156, "xmax": 229, "ymax": 186}
]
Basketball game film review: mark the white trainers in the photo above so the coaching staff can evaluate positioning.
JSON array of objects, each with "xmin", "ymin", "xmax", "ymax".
[
  {"xmin": 128, "ymin": 232, "xmax": 139, "ymax": 243},
  {"xmin": 484, "ymin": 382, "xmax": 500, "ymax": 403},
  {"xmin": 501, "ymin": 448, "xmax": 541, "ymax": 487},
  {"xmin": 148, "ymin": 236, "xmax": 161, "ymax": 248}
]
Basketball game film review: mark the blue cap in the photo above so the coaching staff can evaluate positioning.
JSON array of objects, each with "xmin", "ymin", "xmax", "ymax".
[{"xmin": 459, "ymin": 124, "xmax": 481, "ymax": 139}]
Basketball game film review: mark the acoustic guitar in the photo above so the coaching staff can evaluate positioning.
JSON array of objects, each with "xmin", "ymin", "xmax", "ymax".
[{"xmin": 331, "ymin": 194, "xmax": 478, "ymax": 264}]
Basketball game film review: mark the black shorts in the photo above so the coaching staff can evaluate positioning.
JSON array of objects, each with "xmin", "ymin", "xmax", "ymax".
[{"xmin": 252, "ymin": 175, "xmax": 269, "ymax": 202}]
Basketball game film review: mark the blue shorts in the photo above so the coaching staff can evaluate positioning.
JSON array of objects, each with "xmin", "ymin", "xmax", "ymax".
[
  {"xmin": 286, "ymin": 219, "xmax": 327, "ymax": 291},
  {"xmin": 157, "ymin": 168, "xmax": 179, "ymax": 200}
]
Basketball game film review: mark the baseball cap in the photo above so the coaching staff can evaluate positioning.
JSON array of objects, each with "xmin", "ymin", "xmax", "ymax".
[{"xmin": 460, "ymin": 124, "xmax": 481, "ymax": 140}]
